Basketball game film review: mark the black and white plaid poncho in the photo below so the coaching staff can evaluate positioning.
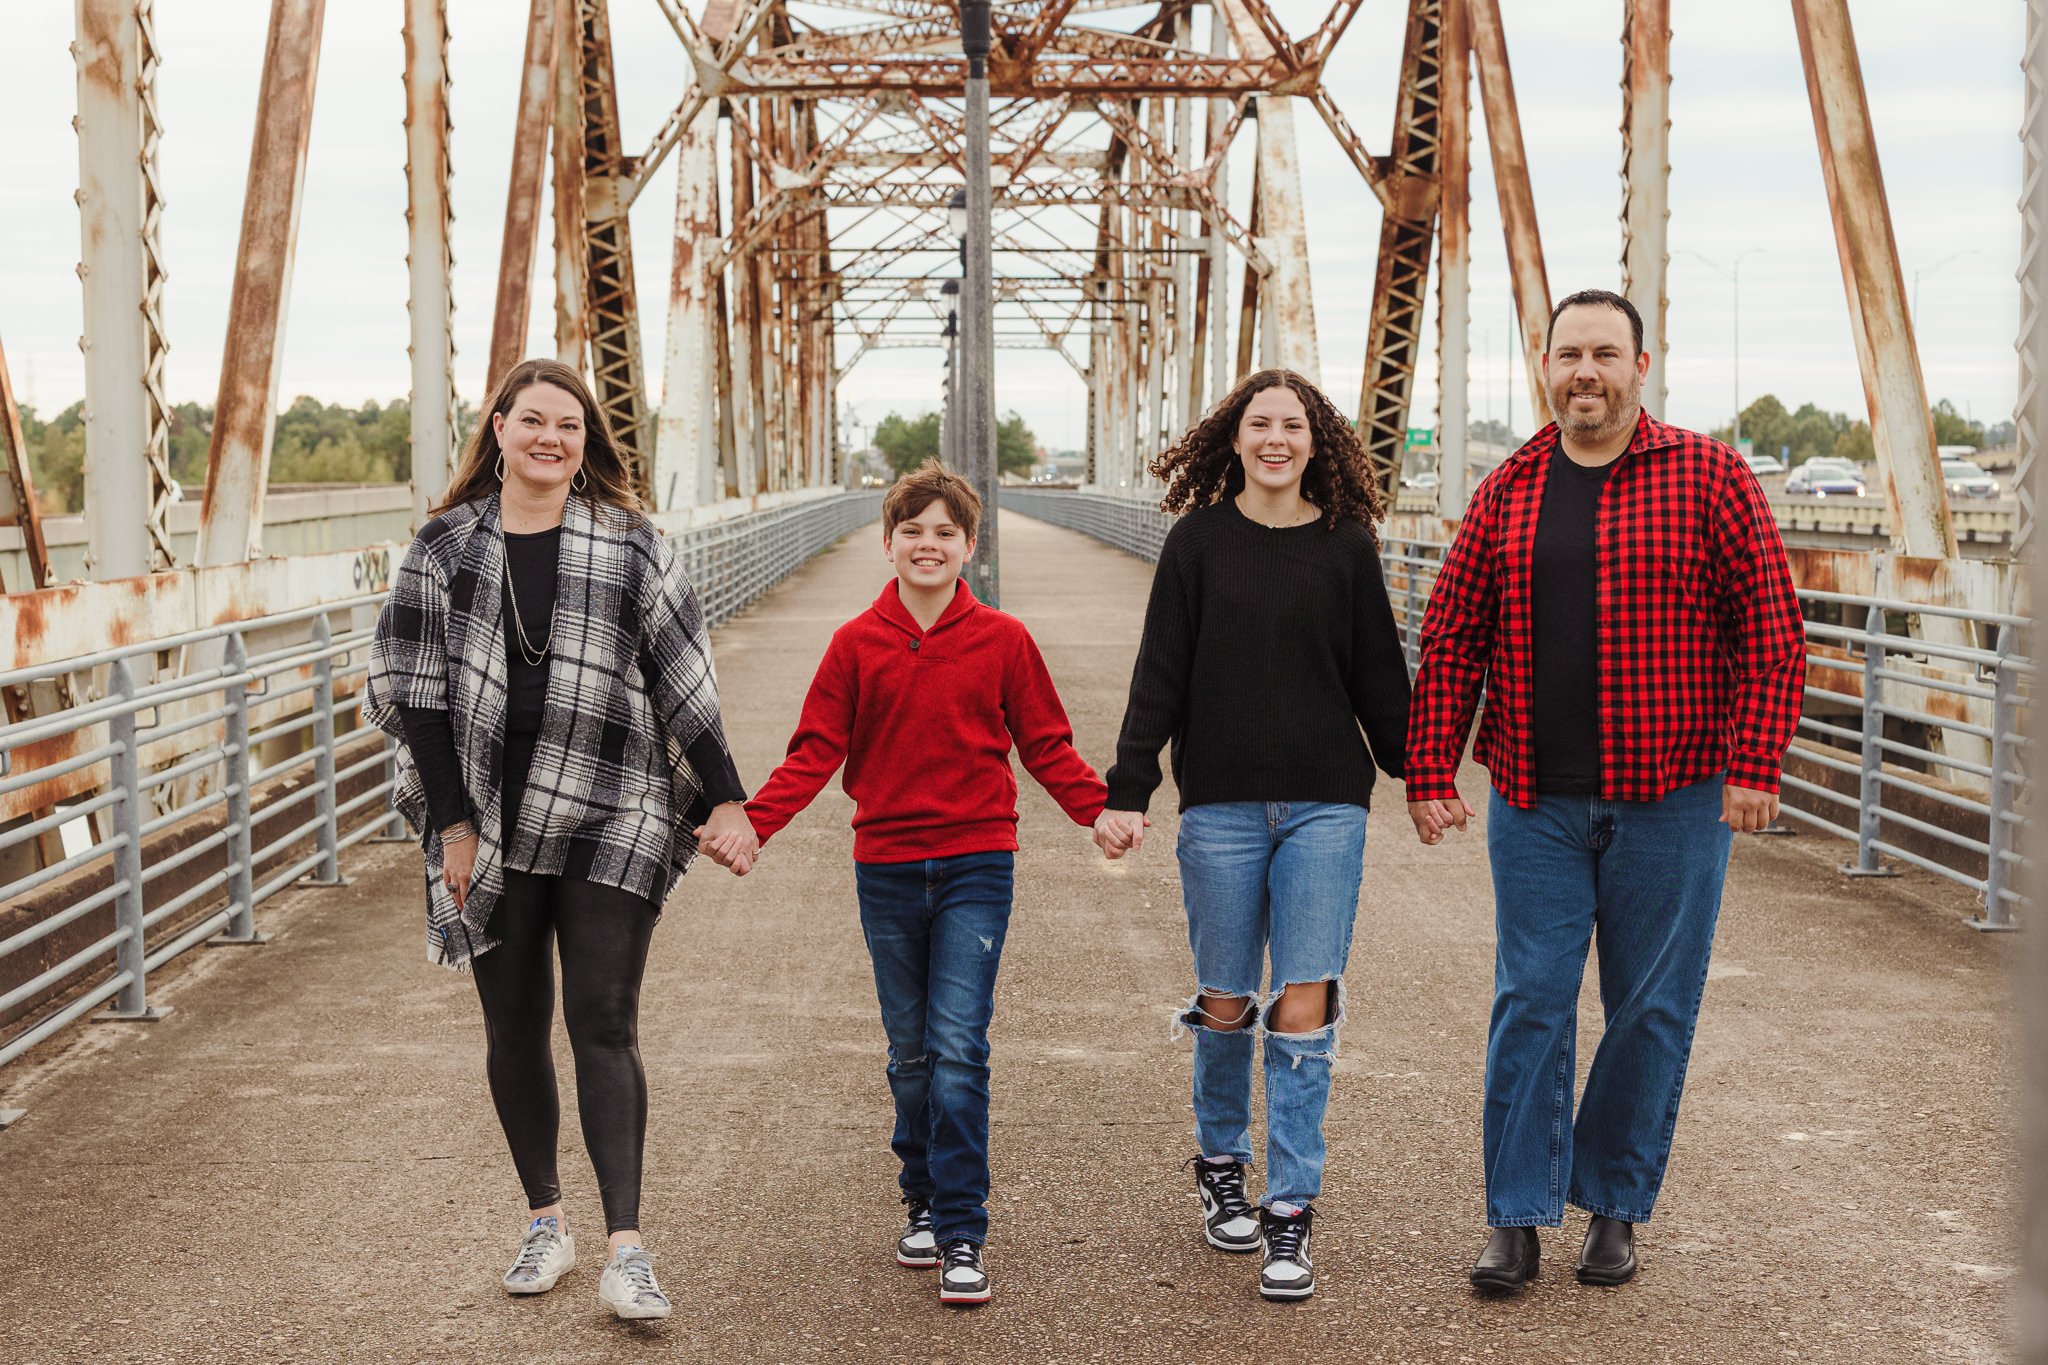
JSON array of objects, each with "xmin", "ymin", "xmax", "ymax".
[{"xmin": 365, "ymin": 493, "xmax": 726, "ymax": 969}]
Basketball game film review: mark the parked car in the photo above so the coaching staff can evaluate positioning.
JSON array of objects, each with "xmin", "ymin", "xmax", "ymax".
[
  {"xmin": 1401, "ymin": 471, "xmax": 1441, "ymax": 491},
  {"xmin": 1743, "ymin": 453, "xmax": 1786, "ymax": 477},
  {"xmin": 1942, "ymin": 459, "xmax": 1999, "ymax": 499},
  {"xmin": 1784, "ymin": 458, "xmax": 1867, "ymax": 497}
]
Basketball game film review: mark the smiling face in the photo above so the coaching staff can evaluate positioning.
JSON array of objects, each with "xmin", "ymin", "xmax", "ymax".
[
  {"xmin": 1232, "ymin": 384, "xmax": 1314, "ymax": 495},
  {"xmin": 492, "ymin": 381, "xmax": 587, "ymax": 497},
  {"xmin": 1544, "ymin": 305, "xmax": 1648, "ymax": 445},
  {"xmin": 884, "ymin": 496, "xmax": 974, "ymax": 591}
]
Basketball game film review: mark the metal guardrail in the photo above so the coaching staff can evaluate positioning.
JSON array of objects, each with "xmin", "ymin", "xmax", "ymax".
[
  {"xmin": 1003, "ymin": 488, "xmax": 2031, "ymax": 929},
  {"xmin": 0, "ymin": 491, "xmax": 880, "ymax": 1103}
]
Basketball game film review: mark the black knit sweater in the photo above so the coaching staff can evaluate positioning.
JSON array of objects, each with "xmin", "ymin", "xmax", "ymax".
[{"xmin": 1104, "ymin": 498, "xmax": 1411, "ymax": 813}]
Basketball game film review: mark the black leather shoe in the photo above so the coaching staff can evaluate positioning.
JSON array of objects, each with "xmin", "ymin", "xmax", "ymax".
[
  {"xmin": 1575, "ymin": 1215, "xmax": 1636, "ymax": 1286},
  {"xmin": 1469, "ymin": 1227, "xmax": 1539, "ymax": 1292}
]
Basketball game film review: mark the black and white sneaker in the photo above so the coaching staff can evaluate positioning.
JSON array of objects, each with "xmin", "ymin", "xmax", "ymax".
[
  {"xmin": 1259, "ymin": 1205, "xmax": 1317, "ymax": 1301},
  {"xmin": 896, "ymin": 1195, "xmax": 938, "ymax": 1268},
  {"xmin": 1190, "ymin": 1155, "xmax": 1261, "ymax": 1252},
  {"xmin": 937, "ymin": 1240, "xmax": 991, "ymax": 1306}
]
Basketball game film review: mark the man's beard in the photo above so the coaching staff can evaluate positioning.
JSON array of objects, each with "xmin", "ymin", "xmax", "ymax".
[{"xmin": 1552, "ymin": 376, "xmax": 1641, "ymax": 444}]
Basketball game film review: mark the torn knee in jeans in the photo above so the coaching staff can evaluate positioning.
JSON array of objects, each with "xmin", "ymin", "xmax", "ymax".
[
  {"xmin": 1263, "ymin": 977, "xmax": 1347, "ymax": 1067},
  {"xmin": 1168, "ymin": 985, "xmax": 1258, "ymax": 1041}
]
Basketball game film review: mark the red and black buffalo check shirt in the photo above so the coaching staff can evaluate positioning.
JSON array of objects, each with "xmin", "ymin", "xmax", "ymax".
[{"xmin": 1405, "ymin": 412, "xmax": 1806, "ymax": 809}]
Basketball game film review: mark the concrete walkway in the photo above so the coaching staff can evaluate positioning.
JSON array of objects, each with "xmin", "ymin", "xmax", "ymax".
[{"xmin": 0, "ymin": 514, "xmax": 2019, "ymax": 1364}]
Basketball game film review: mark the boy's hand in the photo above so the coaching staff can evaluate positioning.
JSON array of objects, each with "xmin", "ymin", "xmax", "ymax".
[
  {"xmin": 1093, "ymin": 809, "xmax": 1150, "ymax": 859},
  {"xmin": 1407, "ymin": 796, "xmax": 1476, "ymax": 846},
  {"xmin": 696, "ymin": 802, "xmax": 761, "ymax": 876}
]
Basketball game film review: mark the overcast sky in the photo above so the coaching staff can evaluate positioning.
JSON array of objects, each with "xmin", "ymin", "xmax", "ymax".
[{"xmin": 0, "ymin": 2, "xmax": 2026, "ymax": 458}]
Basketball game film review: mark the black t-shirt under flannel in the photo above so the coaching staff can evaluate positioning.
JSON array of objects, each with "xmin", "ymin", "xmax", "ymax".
[{"xmin": 1531, "ymin": 452, "xmax": 1615, "ymax": 796}]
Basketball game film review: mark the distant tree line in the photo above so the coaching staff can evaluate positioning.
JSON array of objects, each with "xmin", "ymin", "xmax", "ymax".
[
  {"xmin": 871, "ymin": 409, "xmax": 1040, "ymax": 478},
  {"xmin": 1709, "ymin": 395, "xmax": 2012, "ymax": 467},
  {"xmin": 14, "ymin": 396, "xmax": 480, "ymax": 514}
]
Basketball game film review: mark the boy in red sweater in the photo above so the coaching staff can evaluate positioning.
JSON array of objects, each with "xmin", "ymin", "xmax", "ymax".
[{"xmin": 726, "ymin": 460, "xmax": 1106, "ymax": 1306}]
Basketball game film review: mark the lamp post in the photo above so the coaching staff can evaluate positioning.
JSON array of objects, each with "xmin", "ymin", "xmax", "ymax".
[
  {"xmin": 1679, "ymin": 248, "xmax": 1762, "ymax": 446},
  {"xmin": 959, "ymin": 0, "xmax": 998, "ymax": 606},
  {"xmin": 1912, "ymin": 247, "xmax": 1979, "ymax": 325},
  {"xmin": 941, "ymin": 305, "xmax": 959, "ymax": 469}
]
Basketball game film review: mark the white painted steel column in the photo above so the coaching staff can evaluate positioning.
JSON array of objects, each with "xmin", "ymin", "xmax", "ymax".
[
  {"xmin": 654, "ymin": 103, "xmax": 718, "ymax": 512},
  {"xmin": 1208, "ymin": 3, "xmax": 1232, "ymax": 407},
  {"xmin": 74, "ymin": 0, "xmax": 155, "ymax": 580},
  {"xmin": 1620, "ymin": 0, "xmax": 1671, "ymax": 418},
  {"xmin": 198, "ymin": 0, "xmax": 325, "ymax": 567},
  {"xmin": 404, "ymin": 0, "xmax": 457, "ymax": 529}
]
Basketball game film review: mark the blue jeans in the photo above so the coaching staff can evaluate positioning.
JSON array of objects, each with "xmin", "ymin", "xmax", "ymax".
[
  {"xmin": 1482, "ymin": 774, "xmax": 1734, "ymax": 1227},
  {"xmin": 853, "ymin": 851, "xmax": 1015, "ymax": 1247},
  {"xmin": 1176, "ymin": 801, "xmax": 1367, "ymax": 1209}
]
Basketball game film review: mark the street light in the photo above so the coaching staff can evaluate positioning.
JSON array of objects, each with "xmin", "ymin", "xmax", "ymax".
[
  {"xmin": 1912, "ymin": 248, "xmax": 1980, "ymax": 325},
  {"xmin": 1678, "ymin": 248, "xmax": 1763, "ymax": 447},
  {"xmin": 948, "ymin": 188, "xmax": 969, "ymax": 244}
]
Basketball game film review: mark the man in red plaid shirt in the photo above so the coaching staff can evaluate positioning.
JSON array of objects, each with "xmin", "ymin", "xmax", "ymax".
[{"xmin": 1406, "ymin": 289, "xmax": 1805, "ymax": 1294}]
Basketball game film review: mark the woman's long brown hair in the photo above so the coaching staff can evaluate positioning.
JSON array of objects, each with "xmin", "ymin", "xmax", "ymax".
[
  {"xmin": 431, "ymin": 358, "xmax": 643, "ymax": 518},
  {"xmin": 1149, "ymin": 368, "xmax": 1387, "ymax": 542}
]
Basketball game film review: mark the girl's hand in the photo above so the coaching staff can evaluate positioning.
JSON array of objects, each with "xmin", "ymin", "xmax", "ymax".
[
  {"xmin": 1093, "ymin": 809, "xmax": 1149, "ymax": 859},
  {"xmin": 441, "ymin": 823, "xmax": 478, "ymax": 909}
]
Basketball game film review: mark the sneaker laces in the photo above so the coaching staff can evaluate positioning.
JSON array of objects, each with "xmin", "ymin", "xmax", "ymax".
[
  {"xmin": 942, "ymin": 1241, "xmax": 982, "ymax": 1275},
  {"xmin": 613, "ymin": 1248, "xmax": 665, "ymax": 1304},
  {"xmin": 901, "ymin": 1194, "xmax": 934, "ymax": 1233},
  {"xmin": 508, "ymin": 1221, "xmax": 561, "ymax": 1277},
  {"xmin": 1264, "ymin": 1209, "xmax": 1312, "ymax": 1263},
  {"xmin": 1192, "ymin": 1158, "xmax": 1256, "ymax": 1221}
]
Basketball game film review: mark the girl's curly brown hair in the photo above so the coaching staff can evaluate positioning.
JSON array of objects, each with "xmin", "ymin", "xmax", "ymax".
[{"xmin": 1149, "ymin": 368, "xmax": 1387, "ymax": 542}]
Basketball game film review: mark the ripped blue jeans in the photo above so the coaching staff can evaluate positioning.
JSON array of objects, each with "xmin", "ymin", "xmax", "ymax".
[
  {"xmin": 1176, "ymin": 801, "xmax": 1366, "ymax": 1209},
  {"xmin": 854, "ymin": 850, "xmax": 1015, "ymax": 1246}
]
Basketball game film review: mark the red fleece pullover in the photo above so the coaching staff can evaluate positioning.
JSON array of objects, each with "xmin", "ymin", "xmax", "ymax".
[{"xmin": 746, "ymin": 579, "xmax": 1108, "ymax": 863}]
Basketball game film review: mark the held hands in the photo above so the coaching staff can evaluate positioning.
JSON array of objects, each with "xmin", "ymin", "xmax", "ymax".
[
  {"xmin": 1407, "ymin": 796, "xmax": 1477, "ymax": 846},
  {"xmin": 1093, "ymin": 809, "xmax": 1150, "ymax": 860},
  {"xmin": 695, "ymin": 802, "xmax": 761, "ymax": 875},
  {"xmin": 1720, "ymin": 783, "xmax": 1778, "ymax": 833}
]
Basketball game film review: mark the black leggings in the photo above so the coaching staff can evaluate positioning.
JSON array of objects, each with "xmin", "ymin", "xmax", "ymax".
[{"xmin": 471, "ymin": 869, "xmax": 659, "ymax": 1235}]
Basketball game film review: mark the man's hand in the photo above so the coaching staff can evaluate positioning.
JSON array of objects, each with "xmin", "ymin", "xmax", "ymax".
[
  {"xmin": 1407, "ymin": 796, "xmax": 1477, "ymax": 846},
  {"xmin": 1093, "ymin": 809, "xmax": 1150, "ymax": 860},
  {"xmin": 1721, "ymin": 784, "xmax": 1778, "ymax": 833},
  {"xmin": 695, "ymin": 802, "xmax": 760, "ymax": 875}
]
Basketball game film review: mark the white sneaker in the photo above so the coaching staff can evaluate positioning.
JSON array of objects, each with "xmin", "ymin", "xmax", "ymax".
[
  {"xmin": 597, "ymin": 1246, "xmax": 672, "ymax": 1320},
  {"xmin": 502, "ymin": 1216, "xmax": 576, "ymax": 1294}
]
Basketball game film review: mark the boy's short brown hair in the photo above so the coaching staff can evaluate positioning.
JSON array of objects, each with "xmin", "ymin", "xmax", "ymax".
[{"xmin": 883, "ymin": 459, "xmax": 982, "ymax": 541}]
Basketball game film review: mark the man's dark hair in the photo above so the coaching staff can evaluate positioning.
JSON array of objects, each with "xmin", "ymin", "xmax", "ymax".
[{"xmin": 1545, "ymin": 288, "xmax": 1645, "ymax": 357}]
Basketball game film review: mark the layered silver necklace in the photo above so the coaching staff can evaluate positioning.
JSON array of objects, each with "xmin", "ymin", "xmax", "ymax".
[{"xmin": 501, "ymin": 522, "xmax": 555, "ymax": 666}]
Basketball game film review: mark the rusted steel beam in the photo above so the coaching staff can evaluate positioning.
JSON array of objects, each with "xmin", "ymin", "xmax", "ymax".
[
  {"xmin": 707, "ymin": 53, "xmax": 1301, "ymax": 98},
  {"xmin": 550, "ymin": 0, "xmax": 589, "ymax": 371},
  {"xmin": 74, "ymin": 0, "xmax": 169, "ymax": 578},
  {"xmin": 1469, "ymin": 0, "xmax": 1552, "ymax": 429},
  {"xmin": 655, "ymin": 91, "xmax": 719, "ymax": 513},
  {"xmin": 0, "ymin": 335, "xmax": 53, "ymax": 591},
  {"xmin": 1437, "ymin": 0, "xmax": 1471, "ymax": 515},
  {"xmin": 1791, "ymin": 0, "xmax": 1956, "ymax": 559},
  {"xmin": 1236, "ymin": 154, "xmax": 1262, "ymax": 379},
  {"xmin": 199, "ymin": 0, "xmax": 326, "ymax": 568},
  {"xmin": 1359, "ymin": 0, "xmax": 1441, "ymax": 491},
  {"xmin": 1619, "ymin": 0, "xmax": 1670, "ymax": 417},
  {"xmin": 576, "ymin": 0, "xmax": 653, "ymax": 500},
  {"xmin": 486, "ymin": 0, "xmax": 559, "ymax": 394},
  {"xmin": 404, "ymin": 0, "xmax": 457, "ymax": 529},
  {"xmin": 1220, "ymin": 0, "xmax": 1319, "ymax": 384}
]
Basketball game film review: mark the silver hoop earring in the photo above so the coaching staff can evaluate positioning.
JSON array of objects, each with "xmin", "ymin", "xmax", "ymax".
[
  {"xmin": 572, "ymin": 468, "xmax": 588, "ymax": 493},
  {"xmin": 495, "ymin": 452, "xmax": 507, "ymax": 482}
]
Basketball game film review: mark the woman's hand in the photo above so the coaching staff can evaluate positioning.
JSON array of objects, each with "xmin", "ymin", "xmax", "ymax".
[
  {"xmin": 441, "ymin": 822, "xmax": 478, "ymax": 910},
  {"xmin": 695, "ymin": 802, "xmax": 760, "ymax": 876}
]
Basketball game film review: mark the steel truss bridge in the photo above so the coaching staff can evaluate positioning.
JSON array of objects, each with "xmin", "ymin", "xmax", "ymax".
[{"xmin": 0, "ymin": 1, "xmax": 2038, "ymax": 1093}]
